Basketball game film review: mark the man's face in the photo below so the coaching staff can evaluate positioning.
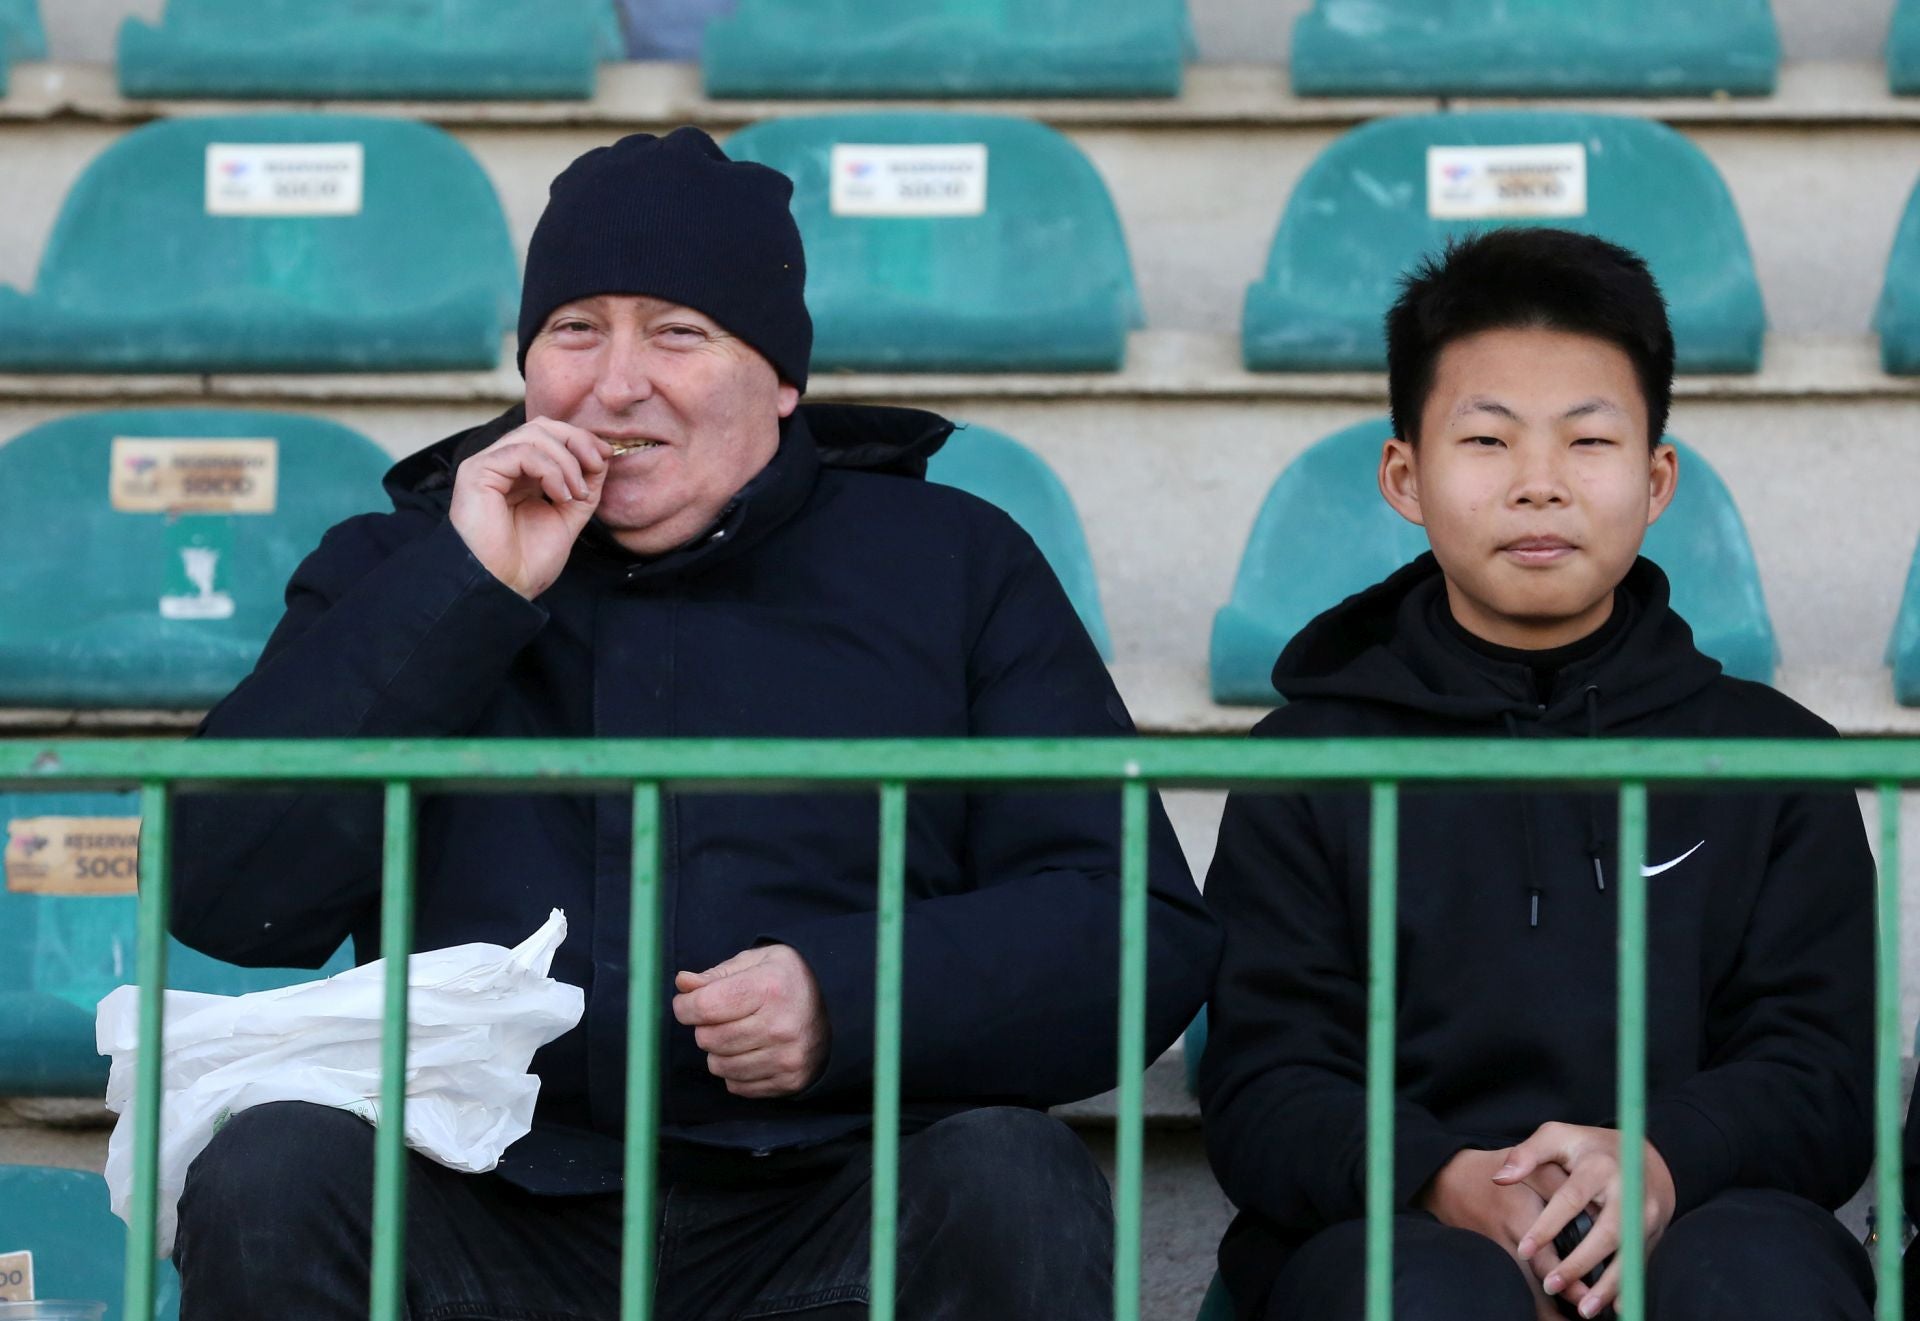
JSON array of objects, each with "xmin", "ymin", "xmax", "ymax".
[
  {"xmin": 523, "ymin": 293, "xmax": 800, "ymax": 556},
  {"xmin": 1379, "ymin": 325, "xmax": 1678, "ymax": 649}
]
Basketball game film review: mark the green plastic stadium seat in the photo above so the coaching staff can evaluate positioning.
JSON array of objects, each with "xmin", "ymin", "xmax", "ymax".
[
  {"xmin": 1893, "ymin": 1, "xmax": 1920, "ymax": 94},
  {"xmin": 1888, "ymin": 538, "xmax": 1920, "ymax": 705},
  {"xmin": 1183, "ymin": 1008, "xmax": 1207, "ymax": 1095},
  {"xmin": 0, "ymin": 115, "xmax": 518, "ymax": 372},
  {"xmin": 0, "ymin": 410, "xmax": 391, "ymax": 708},
  {"xmin": 0, "ymin": 1166, "xmax": 181, "ymax": 1316},
  {"xmin": 927, "ymin": 425, "xmax": 1112, "ymax": 659},
  {"xmin": 117, "ymin": 0, "xmax": 618, "ymax": 100},
  {"xmin": 1209, "ymin": 419, "xmax": 1778, "ymax": 705},
  {"xmin": 703, "ymin": 0, "xmax": 1186, "ymax": 98},
  {"xmin": 1243, "ymin": 113, "xmax": 1766, "ymax": 375},
  {"xmin": 0, "ymin": 791, "xmax": 352, "ymax": 1096},
  {"xmin": 1292, "ymin": 0, "xmax": 1777, "ymax": 98},
  {"xmin": 1197, "ymin": 1270, "xmax": 1233, "ymax": 1321},
  {"xmin": 0, "ymin": 0, "xmax": 45, "ymax": 95},
  {"xmin": 727, "ymin": 115, "xmax": 1141, "ymax": 373},
  {"xmin": 1872, "ymin": 176, "xmax": 1920, "ymax": 373}
]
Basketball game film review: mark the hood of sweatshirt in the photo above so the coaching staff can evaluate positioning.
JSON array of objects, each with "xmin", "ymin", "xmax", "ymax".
[
  {"xmin": 1199, "ymin": 556, "xmax": 1876, "ymax": 1280},
  {"xmin": 1273, "ymin": 552, "xmax": 1723, "ymax": 731}
]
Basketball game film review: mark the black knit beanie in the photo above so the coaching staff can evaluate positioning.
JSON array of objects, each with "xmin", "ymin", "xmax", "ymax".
[{"xmin": 517, "ymin": 126, "xmax": 811, "ymax": 390}]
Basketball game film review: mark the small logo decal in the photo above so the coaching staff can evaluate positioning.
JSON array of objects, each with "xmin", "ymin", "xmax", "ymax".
[{"xmin": 1642, "ymin": 840, "xmax": 1706, "ymax": 878}]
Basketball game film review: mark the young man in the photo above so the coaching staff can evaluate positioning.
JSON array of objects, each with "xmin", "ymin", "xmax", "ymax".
[{"xmin": 1200, "ymin": 227, "xmax": 1876, "ymax": 1321}]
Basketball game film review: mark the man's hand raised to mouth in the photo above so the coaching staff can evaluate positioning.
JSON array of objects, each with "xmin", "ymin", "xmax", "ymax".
[
  {"xmin": 673, "ymin": 944, "xmax": 831, "ymax": 1099},
  {"xmin": 449, "ymin": 416, "xmax": 611, "ymax": 600}
]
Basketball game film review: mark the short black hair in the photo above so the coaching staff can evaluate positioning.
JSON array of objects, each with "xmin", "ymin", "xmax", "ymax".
[{"xmin": 1385, "ymin": 227, "xmax": 1674, "ymax": 445}]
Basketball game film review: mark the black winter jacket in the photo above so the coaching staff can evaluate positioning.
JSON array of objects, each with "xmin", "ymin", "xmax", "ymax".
[
  {"xmin": 1200, "ymin": 554, "xmax": 1873, "ymax": 1314},
  {"xmin": 169, "ymin": 402, "xmax": 1219, "ymax": 1191}
]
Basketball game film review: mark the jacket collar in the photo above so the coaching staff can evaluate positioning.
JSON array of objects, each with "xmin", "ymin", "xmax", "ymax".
[{"xmin": 384, "ymin": 402, "xmax": 956, "ymax": 584}]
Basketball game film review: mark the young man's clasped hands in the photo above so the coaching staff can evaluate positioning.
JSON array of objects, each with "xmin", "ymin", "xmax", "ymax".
[{"xmin": 1424, "ymin": 1128, "xmax": 1677, "ymax": 1320}]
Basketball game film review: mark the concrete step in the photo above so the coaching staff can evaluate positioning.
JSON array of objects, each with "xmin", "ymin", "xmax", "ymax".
[{"xmin": 7, "ymin": 59, "xmax": 1920, "ymax": 131}]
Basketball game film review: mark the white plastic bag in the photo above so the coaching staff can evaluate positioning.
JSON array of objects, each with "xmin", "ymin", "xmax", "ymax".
[{"xmin": 95, "ymin": 909, "xmax": 584, "ymax": 1257}]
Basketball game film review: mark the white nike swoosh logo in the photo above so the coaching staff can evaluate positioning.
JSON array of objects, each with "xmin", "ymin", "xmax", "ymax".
[{"xmin": 1641, "ymin": 840, "xmax": 1705, "ymax": 878}]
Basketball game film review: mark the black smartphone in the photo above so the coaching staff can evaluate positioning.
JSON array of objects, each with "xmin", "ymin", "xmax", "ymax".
[{"xmin": 1551, "ymin": 1210, "xmax": 1608, "ymax": 1289}]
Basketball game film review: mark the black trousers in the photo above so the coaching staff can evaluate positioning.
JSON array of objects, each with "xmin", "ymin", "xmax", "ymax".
[
  {"xmin": 173, "ymin": 1101, "xmax": 1114, "ymax": 1321},
  {"xmin": 1262, "ymin": 1191, "xmax": 1875, "ymax": 1321}
]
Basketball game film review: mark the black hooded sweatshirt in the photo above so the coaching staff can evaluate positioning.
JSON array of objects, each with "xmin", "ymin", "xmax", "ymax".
[{"xmin": 1199, "ymin": 553, "xmax": 1874, "ymax": 1314}]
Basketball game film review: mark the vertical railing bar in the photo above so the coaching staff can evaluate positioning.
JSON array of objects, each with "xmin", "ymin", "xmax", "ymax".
[
  {"xmin": 1878, "ymin": 783, "xmax": 1905, "ymax": 1321},
  {"xmin": 1615, "ymin": 782, "xmax": 1649, "ymax": 1321},
  {"xmin": 1364, "ymin": 781, "xmax": 1398, "ymax": 1321},
  {"xmin": 869, "ymin": 783, "xmax": 908, "ymax": 1321},
  {"xmin": 1113, "ymin": 779, "xmax": 1151, "ymax": 1321},
  {"xmin": 122, "ymin": 780, "xmax": 169, "ymax": 1321},
  {"xmin": 368, "ymin": 781, "xmax": 416, "ymax": 1321},
  {"xmin": 620, "ymin": 783, "xmax": 664, "ymax": 1321}
]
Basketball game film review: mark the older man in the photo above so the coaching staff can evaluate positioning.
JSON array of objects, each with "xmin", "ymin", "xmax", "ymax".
[{"xmin": 166, "ymin": 128, "xmax": 1217, "ymax": 1320}]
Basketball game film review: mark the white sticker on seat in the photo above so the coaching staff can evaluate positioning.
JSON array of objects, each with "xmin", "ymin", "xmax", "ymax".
[
  {"xmin": 206, "ymin": 143, "xmax": 365, "ymax": 216},
  {"xmin": 5, "ymin": 818, "xmax": 141, "ymax": 896},
  {"xmin": 829, "ymin": 144, "xmax": 988, "ymax": 218},
  {"xmin": 0, "ymin": 1249, "xmax": 33, "ymax": 1301},
  {"xmin": 1427, "ymin": 143, "xmax": 1588, "ymax": 220},
  {"xmin": 111, "ymin": 438, "xmax": 279, "ymax": 515}
]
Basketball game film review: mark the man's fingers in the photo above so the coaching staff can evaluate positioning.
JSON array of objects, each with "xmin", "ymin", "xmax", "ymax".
[
  {"xmin": 478, "ymin": 443, "xmax": 582, "ymax": 505},
  {"xmin": 673, "ymin": 970, "xmax": 708, "ymax": 993},
  {"xmin": 492, "ymin": 427, "xmax": 593, "ymax": 499},
  {"xmin": 524, "ymin": 416, "xmax": 612, "ymax": 476},
  {"xmin": 693, "ymin": 1019, "xmax": 767, "ymax": 1057},
  {"xmin": 706, "ymin": 1047, "xmax": 785, "ymax": 1084},
  {"xmin": 672, "ymin": 969, "xmax": 766, "ymax": 1026},
  {"xmin": 699, "ymin": 947, "xmax": 775, "ymax": 981},
  {"xmin": 724, "ymin": 1075, "xmax": 806, "ymax": 1100}
]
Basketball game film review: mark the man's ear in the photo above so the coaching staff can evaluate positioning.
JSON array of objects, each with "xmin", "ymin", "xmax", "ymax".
[
  {"xmin": 1379, "ymin": 437, "xmax": 1426, "ymax": 527},
  {"xmin": 776, "ymin": 382, "xmax": 801, "ymax": 418},
  {"xmin": 1645, "ymin": 441, "xmax": 1679, "ymax": 527}
]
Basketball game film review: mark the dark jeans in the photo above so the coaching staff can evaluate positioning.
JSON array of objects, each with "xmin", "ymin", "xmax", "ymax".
[
  {"xmin": 1262, "ymin": 1191, "xmax": 1875, "ymax": 1321},
  {"xmin": 173, "ymin": 1101, "xmax": 1113, "ymax": 1321}
]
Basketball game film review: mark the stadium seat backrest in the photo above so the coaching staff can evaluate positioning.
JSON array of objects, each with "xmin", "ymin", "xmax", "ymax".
[
  {"xmin": 0, "ymin": 115, "xmax": 518, "ymax": 372},
  {"xmin": 0, "ymin": 0, "xmax": 45, "ymax": 61},
  {"xmin": 703, "ymin": 0, "xmax": 1187, "ymax": 98},
  {"xmin": 118, "ymin": 0, "xmax": 612, "ymax": 100},
  {"xmin": 1873, "ymin": 173, "xmax": 1920, "ymax": 373},
  {"xmin": 0, "ymin": 1165, "xmax": 181, "ymax": 1319},
  {"xmin": 926, "ymin": 425, "xmax": 1113, "ymax": 659},
  {"xmin": 1889, "ymin": 538, "xmax": 1920, "ymax": 705},
  {"xmin": 1209, "ymin": 419, "xmax": 1777, "ymax": 704},
  {"xmin": 726, "ymin": 114, "xmax": 1141, "ymax": 372},
  {"xmin": 0, "ymin": 790, "xmax": 353, "ymax": 1095},
  {"xmin": 1292, "ymin": 0, "xmax": 1778, "ymax": 97},
  {"xmin": 1892, "ymin": 0, "xmax": 1920, "ymax": 94},
  {"xmin": 0, "ymin": 410, "xmax": 392, "ymax": 707},
  {"xmin": 1243, "ymin": 112, "xmax": 1767, "ymax": 374}
]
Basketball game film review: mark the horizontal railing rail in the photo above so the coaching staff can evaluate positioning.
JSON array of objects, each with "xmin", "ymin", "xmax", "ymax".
[{"xmin": 0, "ymin": 737, "xmax": 1907, "ymax": 1321}]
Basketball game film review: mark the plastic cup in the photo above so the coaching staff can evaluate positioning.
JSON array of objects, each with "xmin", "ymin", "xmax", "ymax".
[{"xmin": 0, "ymin": 1304, "xmax": 110, "ymax": 1320}]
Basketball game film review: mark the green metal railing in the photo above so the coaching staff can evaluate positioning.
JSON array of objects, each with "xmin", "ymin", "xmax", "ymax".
[{"xmin": 1, "ymin": 736, "xmax": 1912, "ymax": 1321}]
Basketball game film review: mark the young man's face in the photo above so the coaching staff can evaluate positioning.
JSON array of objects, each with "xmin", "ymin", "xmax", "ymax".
[{"xmin": 1379, "ymin": 326, "xmax": 1678, "ymax": 649}]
